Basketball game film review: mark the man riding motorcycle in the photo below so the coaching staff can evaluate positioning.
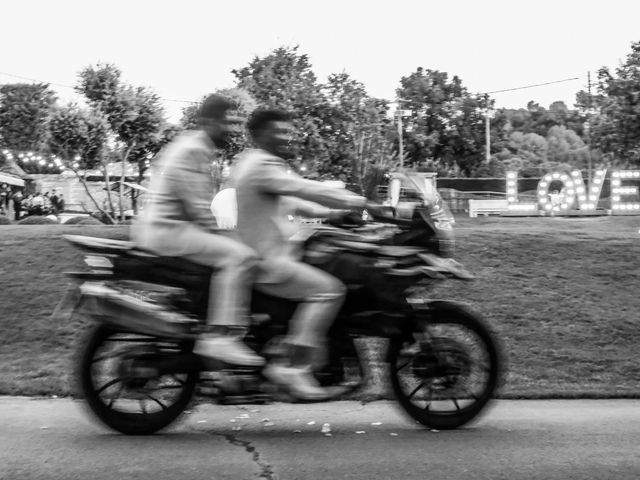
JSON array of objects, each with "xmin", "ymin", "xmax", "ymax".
[
  {"xmin": 231, "ymin": 108, "xmax": 367, "ymax": 400},
  {"xmin": 131, "ymin": 94, "xmax": 264, "ymax": 368}
]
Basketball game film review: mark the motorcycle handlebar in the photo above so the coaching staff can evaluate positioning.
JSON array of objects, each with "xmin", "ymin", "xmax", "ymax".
[
  {"xmin": 364, "ymin": 202, "xmax": 393, "ymax": 220},
  {"xmin": 328, "ymin": 203, "xmax": 414, "ymax": 227},
  {"xmin": 363, "ymin": 202, "xmax": 424, "ymax": 228}
]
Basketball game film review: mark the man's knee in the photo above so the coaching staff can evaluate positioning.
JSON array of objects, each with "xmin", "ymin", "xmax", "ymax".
[
  {"xmin": 307, "ymin": 272, "xmax": 346, "ymax": 302},
  {"xmin": 220, "ymin": 243, "xmax": 258, "ymax": 269}
]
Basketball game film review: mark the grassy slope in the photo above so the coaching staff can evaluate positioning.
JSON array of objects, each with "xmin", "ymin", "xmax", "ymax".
[
  {"xmin": 1, "ymin": 218, "xmax": 639, "ymax": 397},
  {"xmin": 0, "ymin": 225, "xmax": 130, "ymax": 396},
  {"xmin": 442, "ymin": 216, "xmax": 640, "ymax": 397}
]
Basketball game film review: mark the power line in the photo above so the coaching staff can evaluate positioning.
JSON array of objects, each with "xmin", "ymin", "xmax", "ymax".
[
  {"xmin": 0, "ymin": 70, "xmax": 197, "ymax": 104},
  {"xmin": 485, "ymin": 77, "xmax": 580, "ymax": 95}
]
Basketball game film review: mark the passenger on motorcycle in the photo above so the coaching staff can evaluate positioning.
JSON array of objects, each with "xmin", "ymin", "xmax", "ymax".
[
  {"xmin": 231, "ymin": 108, "xmax": 366, "ymax": 400},
  {"xmin": 131, "ymin": 94, "xmax": 264, "ymax": 368}
]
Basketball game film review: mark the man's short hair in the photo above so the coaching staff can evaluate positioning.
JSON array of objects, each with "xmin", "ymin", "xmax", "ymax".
[
  {"xmin": 247, "ymin": 108, "xmax": 292, "ymax": 138},
  {"xmin": 196, "ymin": 94, "xmax": 233, "ymax": 123}
]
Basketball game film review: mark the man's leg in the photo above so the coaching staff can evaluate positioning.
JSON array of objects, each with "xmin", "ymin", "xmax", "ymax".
[
  {"xmin": 180, "ymin": 229, "xmax": 264, "ymax": 367},
  {"xmin": 256, "ymin": 258, "xmax": 346, "ymax": 399}
]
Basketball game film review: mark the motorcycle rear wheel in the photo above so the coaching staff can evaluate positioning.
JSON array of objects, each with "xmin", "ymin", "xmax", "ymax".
[
  {"xmin": 77, "ymin": 323, "xmax": 198, "ymax": 435},
  {"xmin": 389, "ymin": 304, "xmax": 501, "ymax": 430}
]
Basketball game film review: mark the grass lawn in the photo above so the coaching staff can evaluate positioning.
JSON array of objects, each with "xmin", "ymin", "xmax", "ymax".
[{"xmin": 1, "ymin": 216, "xmax": 639, "ymax": 398}]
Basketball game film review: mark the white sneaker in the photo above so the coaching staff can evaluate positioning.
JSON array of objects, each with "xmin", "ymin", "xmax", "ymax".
[
  {"xmin": 194, "ymin": 335, "xmax": 265, "ymax": 368},
  {"xmin": 263, "ymin": 363, "xmax": 330, "ymax": 401}
]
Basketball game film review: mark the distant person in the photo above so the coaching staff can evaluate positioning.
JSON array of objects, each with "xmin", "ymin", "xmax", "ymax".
[
  {"xmin": 57, "ymin": 194, "xmax": 65, "ymax": 213},
  {"xmin": 0, "ymin": 184, "xmax": 8, "ymax": 215},
  {"xmin": 50, "ymin": 190, "xmax": 59, "ymax": 214},
  {"xmin": 549, "ymin": 189, "xmax": 562, "ymax": 208},
  {"xmin": 43, "ymin": 192, "xmax": 52, "ymax": 214},
  {"xmin": 11, "ymin": 189, "xmax": 23, "ymax": 221}
]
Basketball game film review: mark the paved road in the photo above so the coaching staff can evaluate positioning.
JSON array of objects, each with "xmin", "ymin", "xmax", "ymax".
[{"xmin": 1, "ymin": 397, "xmax": 638, "ymax": 480}]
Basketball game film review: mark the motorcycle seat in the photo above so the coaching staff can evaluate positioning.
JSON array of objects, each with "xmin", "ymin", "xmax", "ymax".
[
  {"xmin": 125, "ymin": 249, "xmax": 213, "ymax": 276},
  {"xmin": 106, "ymin": 248, "xmax": 213, "ymax": 289}
]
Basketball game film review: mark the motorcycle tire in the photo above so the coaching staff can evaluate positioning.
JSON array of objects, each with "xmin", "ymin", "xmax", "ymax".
[
  {"xmin": 77, "ymin": 323, "xmax": 198, "ymax": 435},
  {"xmin": 389, "ymin": 303, "xmax": 501, "ymax": 430}
]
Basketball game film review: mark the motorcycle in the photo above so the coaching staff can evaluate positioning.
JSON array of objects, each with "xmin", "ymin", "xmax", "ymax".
[{"xmin": 56, "ymin": 176, "xmax": 501, "ymax": 435}]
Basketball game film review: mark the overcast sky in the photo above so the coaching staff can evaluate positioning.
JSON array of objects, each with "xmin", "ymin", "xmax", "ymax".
[{"xmin": 1, "ymin": 0, "xmax": 639, "ymax": 122}]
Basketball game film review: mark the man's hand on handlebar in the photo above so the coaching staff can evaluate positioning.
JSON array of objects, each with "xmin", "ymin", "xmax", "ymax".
[
  {"xmin": 327, "ymin": 208, "xmax": 366, "ymax": 227},
  {"xmin": 364, "ymin": 202, "xmax": 395, "ymax": 221}
]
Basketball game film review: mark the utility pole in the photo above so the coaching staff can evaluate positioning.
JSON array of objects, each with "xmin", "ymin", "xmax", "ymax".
[
  {"xmin": 397, "ymin": 110, "xmax": 404, "ymax": 168},
  {"xmin": 485, "ymin": 114, "xmax": 491, "ymax": 163},
  {"xmin": 395, "ymin": 98, "xmax": 410, "ymax": 169},
  {"xmin": 484, "ymin": 94, "xmax": 492, "ymax": 163},
  {"xmin": 586, "ymin": 71, "xmax": 593, "ymax": 184}
]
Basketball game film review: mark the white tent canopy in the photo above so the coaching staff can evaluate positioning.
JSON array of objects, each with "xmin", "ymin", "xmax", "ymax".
[{"xmin": 0, "ymin": 173, "xmax": 25, "ymax": 187}]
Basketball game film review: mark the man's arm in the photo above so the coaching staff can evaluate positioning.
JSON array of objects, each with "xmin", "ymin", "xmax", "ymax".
[
  {"xmin": 281, "ymin": 196, "xmax": 332, "ymax": 218},
  {"xmin": 252, "ymin": 157, "xmax": 365, "ymax": 210}
]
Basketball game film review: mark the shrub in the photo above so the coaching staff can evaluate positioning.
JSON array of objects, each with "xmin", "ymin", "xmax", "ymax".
[
  {"xmin": 77, "ymin": 217, "xmax": 105, "ymax": 226},
  {"xmin": 63, "ymin": 215, "xmax": 92, "ymax": 225},
  {"xmin": 17, "ymin": 216, "xmax": 58, "ymax": 225},
  {"xmin": 0, "ymin": 216, "xmax": 11, "ymax": 225}
]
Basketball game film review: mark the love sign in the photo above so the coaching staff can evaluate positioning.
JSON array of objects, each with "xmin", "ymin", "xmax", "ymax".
[{"xmin": 506, "ymin": 169, "xmax": 640, "ymax": 214}]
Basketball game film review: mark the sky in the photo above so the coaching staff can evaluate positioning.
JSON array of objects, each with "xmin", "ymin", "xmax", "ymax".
[{"xmin": 1, "ymin": 0, "xmax": 639, "ymax": 123}]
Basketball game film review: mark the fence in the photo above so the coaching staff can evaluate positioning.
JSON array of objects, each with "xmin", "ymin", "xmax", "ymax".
[{"xmin": 439, "ymin": 189, "xmax": 539, "ymax": 213}]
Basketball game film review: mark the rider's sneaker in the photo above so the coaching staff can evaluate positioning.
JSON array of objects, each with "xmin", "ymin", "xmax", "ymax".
[
  {"xmin": 263, "ymin": 363, "xmax": 330, "ymax": 401},
  {"xmin": 194, "ymin": 334, "xmax": 265, "ymax": 368}
]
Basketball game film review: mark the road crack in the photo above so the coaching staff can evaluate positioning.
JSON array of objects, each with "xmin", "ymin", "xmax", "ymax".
[{"xmin": 222, "ymin": 433, "xmax": 277, "ymax": 480}]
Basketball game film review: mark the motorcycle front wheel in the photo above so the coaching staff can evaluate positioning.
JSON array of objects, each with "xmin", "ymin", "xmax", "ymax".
[
  {"xmin": 77, "ymin": 323, "xmax": 198, "ymax": 435},
  {"xmin": 389, "ymin": 304, "xmax": 501, "ymax": 430}
]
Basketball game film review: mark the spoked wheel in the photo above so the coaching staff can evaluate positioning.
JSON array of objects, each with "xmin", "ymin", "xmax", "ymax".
[
  {"xmin": 389, "ymin": 304, "xmax": 501, "ymax": 430},
  {"xmin": 78, "ymin": 323, "xmax": 198, "ymax": 435}
]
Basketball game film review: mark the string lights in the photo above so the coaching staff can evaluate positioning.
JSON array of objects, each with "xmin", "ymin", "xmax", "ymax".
[
  {"xmin": 1, "ymin": 149, "xmax": 65, "ymax": 174},
  {"xmin": 1, "ymin": 148, "xmax": 142, "ymax": 177},
  {"xmin": 611, "ymin": 170, "xmax": 640, "ymax": 213}
]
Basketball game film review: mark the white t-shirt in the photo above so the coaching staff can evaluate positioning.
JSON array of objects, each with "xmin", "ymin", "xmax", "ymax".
[{"xmin": 211, "ymin": 188, "xmax": 238, "ymax": 229}]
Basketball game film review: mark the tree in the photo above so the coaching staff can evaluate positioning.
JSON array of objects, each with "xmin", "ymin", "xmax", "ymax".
[
  {"xmin": 395, "ymin": 68, "xmax": 487, "ymax": 176},
  {"xmin": 507, "ymin": 131, "xmax": 548, "ymax": 175},
  {"xmin": 546, "ymin": 125, "xmax": 589, "ymax": 167},
  {"xmin": 472, "ymin": 158, "xmax": 506, "ymax": 178},
  {"xmin": 0, "ymin": 83, "xmax": 56, "ymax": 152},
  {"xmin": 232, "ymin": 46, "xmax": 331, "ymax": 176},
  {"xmin": 46, "ymin": 104, "xmax": 115, "ymax": 222},
  {"xmin": 584, "ymin": 41, "xmax": 640, "ymax": 166},
  {"xmin": 320, "ymin": 72, "xmax": 397, "ymax": 195},
  {"xmin": 488, "ymin": 102, "xmax": 591, "ymax": 176},
  {"xmin": 76, "ymin": 63, "xmax": 166, "ymax": 218}
]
